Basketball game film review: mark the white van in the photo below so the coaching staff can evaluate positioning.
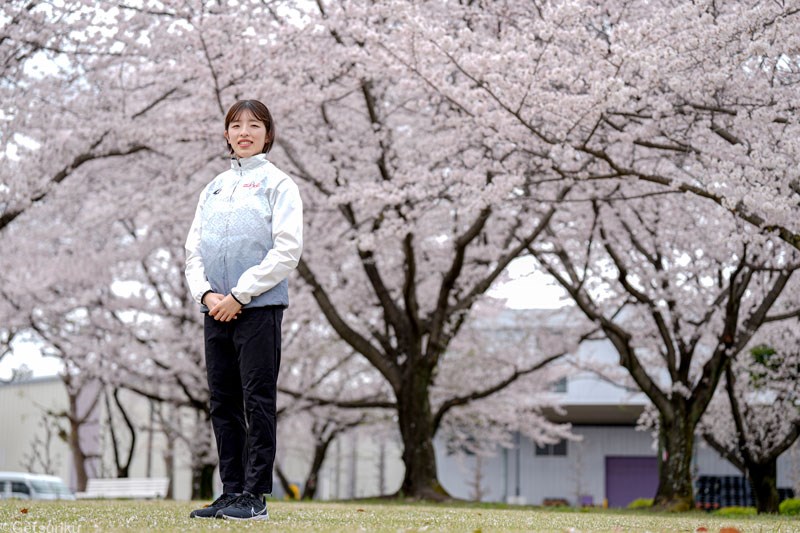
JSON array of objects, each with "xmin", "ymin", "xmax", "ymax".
[{"xmin": 0, "ymin": 472, "xmax": 75, "ymax": 500}]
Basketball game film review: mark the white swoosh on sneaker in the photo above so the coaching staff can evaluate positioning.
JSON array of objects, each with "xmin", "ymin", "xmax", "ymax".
[{"xmin": 223, "ymin": 505, "xmax": 268, "ymax": 521}]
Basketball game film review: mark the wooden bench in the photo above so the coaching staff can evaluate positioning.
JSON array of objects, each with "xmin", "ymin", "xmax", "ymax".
[{"xmin": 75, "ymin": 477, "xmax": 169, "ymax": 499}]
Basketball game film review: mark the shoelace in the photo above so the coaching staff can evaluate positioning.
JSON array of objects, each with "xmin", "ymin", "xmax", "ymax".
[
  {"xmin": 230, "ymin": 493, "xmax": 265, "ymax": 512},
  {"xmin": 210, "ymin": 493, "xmax": 239, "ymax": 508}
]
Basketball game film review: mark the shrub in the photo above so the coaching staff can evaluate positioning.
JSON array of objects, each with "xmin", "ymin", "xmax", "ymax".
[
  {"xmin": 627, "ymin": 498, "xmax": 653, "ymax": 510},
  {"xmin": 713, "ymin": 506, "xmax": 757, "ymax": 516},
  {"xmin": 779, "ymin": 498, "xmax": 800, "ymax": 516}
]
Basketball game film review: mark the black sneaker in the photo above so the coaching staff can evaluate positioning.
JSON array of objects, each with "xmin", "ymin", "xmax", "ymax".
[
  {"xmin": 216, "ymin": 491, "xmax": 269, "ymax": 521},
  {"xmin": 189, "ymin": 492, "xmax": 241, "ymax": 519}
]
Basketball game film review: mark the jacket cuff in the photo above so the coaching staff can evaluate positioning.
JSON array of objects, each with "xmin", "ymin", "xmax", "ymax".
[
  {"xmin": 200, "ymin": 290, "xmax": 213, "ymax": 306},
  {"xmin": 196, "ymin": 282, "xmax": 213, "ymax": 304},
  {"xmin": 231, "ymin": 290, "xmax": 249, "ymax": 306}
]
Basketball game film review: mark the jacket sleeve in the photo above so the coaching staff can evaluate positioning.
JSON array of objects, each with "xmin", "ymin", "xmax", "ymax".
[
  {"xmin": 231, "ymin": 178, "xmax": 303, "ymax": 304},
  {"xmin": 185, "ymin": 187, "xmax": 213, "ymax": 304}
]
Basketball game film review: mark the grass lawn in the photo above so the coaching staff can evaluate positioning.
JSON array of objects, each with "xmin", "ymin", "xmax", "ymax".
[{"xmin": 1, "ymin": 499, "xmax": 798, "ymax": 532}]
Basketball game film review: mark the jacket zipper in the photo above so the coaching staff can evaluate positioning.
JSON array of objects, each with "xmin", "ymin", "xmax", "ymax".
[{"xmin": 223, "ymin": 160, "xmax": 244, "ymax": 293}]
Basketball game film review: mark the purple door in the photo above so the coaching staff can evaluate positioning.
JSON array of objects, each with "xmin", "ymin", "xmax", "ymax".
[{"xmin": 605, "ymin": 456, "xmax": 658, "ymax": 508}]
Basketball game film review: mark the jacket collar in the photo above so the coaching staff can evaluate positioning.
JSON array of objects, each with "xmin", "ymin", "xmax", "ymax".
[{"xmin": 230, "ymin": 153, "xmax": 269, "ymax": 172}]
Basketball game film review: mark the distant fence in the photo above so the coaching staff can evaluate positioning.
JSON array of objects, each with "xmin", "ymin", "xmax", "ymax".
[{"xmin": 695, "ymin": 475, "xmax": 795, "ymax": 510}]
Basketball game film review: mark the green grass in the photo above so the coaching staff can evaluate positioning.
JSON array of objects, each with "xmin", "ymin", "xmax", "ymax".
[{"xmin": 1, "ymin": 499, "xmax": 798, "ymax": 532}]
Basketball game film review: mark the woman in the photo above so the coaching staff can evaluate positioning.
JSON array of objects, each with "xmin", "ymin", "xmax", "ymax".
[{"xmin": 185, "ymin": 99, "xmax": 303, "ymax": 520}]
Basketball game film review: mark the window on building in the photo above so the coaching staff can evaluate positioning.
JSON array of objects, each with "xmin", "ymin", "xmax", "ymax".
[{"xmin": 535, "ymin": 439, "xmax": 567, "ymax": 456}]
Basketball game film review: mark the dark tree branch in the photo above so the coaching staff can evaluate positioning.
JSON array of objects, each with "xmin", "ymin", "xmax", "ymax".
[
  {"xmin": 529, "ymin": 241, "xmax": 673, "ymax": 415},
  {"xmin": 599, "ymin": 222, "xmax": 678, "ymax": 382},
  {"xmin": 764, "ymin": 308, "xmax": 800, "ymax": 323},
  {"xmin": 113, "ymin": 388, "xmax": 137, "ymax": 476},
  {"xmin": 702, "ymin": 431, "xmax": 745, "ymax": 473},
  {"xmin": 0, "ymin": 137, "xmax": 150, "ymax": 231},
  {"xmin": 277, "ymin": 386, "xmax": 396, "ymax": 410},
  {"xmin": 450, "ymin": 186, "xmax": 572, "ymax": 319},
  {"xmin": 688, "ymin": 258, "xmax": 750, "ymax": 424},
  {"xmin": 402, "ymin": 232, "xmax": 422, "ymax": 338},
  {"xmin": 432, "ymin": 350, "xmax": 568, "ymax": 432},
  {"xmin": 297, "ymin": 258, "xmax": 401, "ymax": 390},
  {"xmin": 427, "ymin": 206, "xmax": 492, "ymax": 358}
]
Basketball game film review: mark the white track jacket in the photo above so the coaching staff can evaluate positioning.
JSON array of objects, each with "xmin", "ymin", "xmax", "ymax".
[{"xmin": 185, "ymin": 154, "xmax": 303, "ymax": 309}]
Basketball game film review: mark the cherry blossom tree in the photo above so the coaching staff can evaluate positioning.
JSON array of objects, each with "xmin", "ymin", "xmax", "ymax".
[
  {"xmin": 271, "ymin": 307, "xmax": 391, "ymax": 499},
  {"xmin": 699, "ymin": 322, "xmax": 800, "ymax": 513},
  {"xmin": 277, "ymin": 299, "xmax": 585, "ymax": 499},
  {"xmin": 271, "ymin": 0, "xmax": 584, "ymax": 498},
  {"xmin": 432, "ymin": 305, "xmax": 582, "ymax": 459},
  {"xmin": 384, "ymin": 0, "xmax": 800, "ymax": 251},
  {"xmin": 7, "ymin": 271, "xmax": 121, "ymax": 490},
  {"xmin": 527, "ymin": 186, "xmax": 800, "ymax": 509}
]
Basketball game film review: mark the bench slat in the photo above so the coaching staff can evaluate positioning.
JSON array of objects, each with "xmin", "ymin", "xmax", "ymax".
[{"xmin": 76, "ymin": 477, "xmax": 169, "ymax": 499}]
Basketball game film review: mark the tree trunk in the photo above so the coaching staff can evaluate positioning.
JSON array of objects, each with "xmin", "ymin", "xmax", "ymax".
[
  {"xmin": 747, "ymin": 458, "xmax": 779, "ymax": 513},
  {"xmin": 302, "ymin": 437, "xmax": 334, "ymax": 500},
  {"xmin": 654, "ymin": 412, "xmax": 695, "ymax": 511},
  {"xmin": 303, "ymin": 470, "xmax": 319, "ymax": 500},
  {"xmin": 397, "ymin": 367, "xmax": 449, "ymax": 500},
  {"xmin": 68, "ymin": 412, "xmax": 89, "ymax": 492},
  {"xmin": 192, "ymin": 463, "xmax": 215, "ymax": 500},
  {"xmin": 65, "ymin": 389, "xmax": 102, "ymax": 491},
  {"xmin": 274, "ymin": 463, "xmax": 295, "ymax": 498},
  {"xmin": 163, "ymin": 436, "xmax": 175, "ymax": 500}
]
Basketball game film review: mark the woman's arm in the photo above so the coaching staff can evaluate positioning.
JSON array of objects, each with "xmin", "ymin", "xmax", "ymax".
[
  {"xmin": 231, "ymin": 178, "xmax": 304, "ymax": 304},
  {"xmin": 185, "ymin": 189, "xmax": 213, "ymax": 304}
]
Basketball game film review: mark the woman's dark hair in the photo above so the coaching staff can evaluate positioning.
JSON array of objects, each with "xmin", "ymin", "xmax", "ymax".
[{"xmin": 224, "ymin": 99, "xmax": 275, "ymax": 154}]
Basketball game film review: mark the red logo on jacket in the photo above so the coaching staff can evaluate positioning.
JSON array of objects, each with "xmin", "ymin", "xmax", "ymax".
[{"xmin": 242, "ymin": 181, "xmax": 260, "ymax": 189}]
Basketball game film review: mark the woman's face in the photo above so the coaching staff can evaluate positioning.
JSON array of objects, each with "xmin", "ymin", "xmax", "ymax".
[{"xmin": 225, "ymin": 110, "xmax": 267, "ymax": 158}]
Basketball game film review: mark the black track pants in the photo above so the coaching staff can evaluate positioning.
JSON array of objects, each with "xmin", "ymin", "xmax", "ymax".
[{"xmin": 204, "ymin": 306, "xmax": 283, "ymax": 495}]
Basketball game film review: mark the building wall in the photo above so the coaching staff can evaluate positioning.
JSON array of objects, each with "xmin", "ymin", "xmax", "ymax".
[
  {"xmin": 314, "ymin": 428, "xmax": 404, "ymax": 500},
  {"xmin": 437, "ymin": 425, "xmax": 656, "ymax": 505},
  {"xmin": 0, "ymin": 377, "xmax": 73, "ymax": 486},
  {"xmin": 436, "ymin": 425, "xmax": 800, "ymax": 506}
]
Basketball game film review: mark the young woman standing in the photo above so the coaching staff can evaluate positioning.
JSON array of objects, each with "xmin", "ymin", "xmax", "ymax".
[{"xmin": 185, "ymin": 99, "xmax": 303, "ymax": 520}]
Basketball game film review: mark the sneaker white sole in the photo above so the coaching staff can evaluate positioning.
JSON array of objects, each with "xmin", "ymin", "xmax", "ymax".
[{"xmin": 222, "ymin": 513, "xmax": 269, "ymax": 521}]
